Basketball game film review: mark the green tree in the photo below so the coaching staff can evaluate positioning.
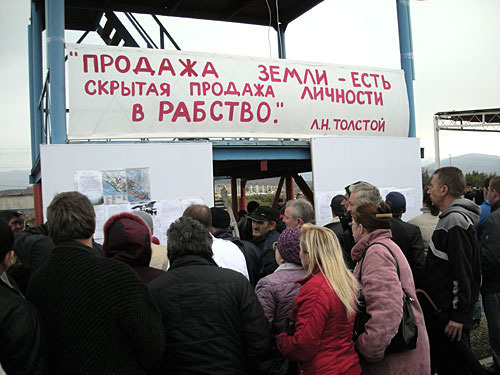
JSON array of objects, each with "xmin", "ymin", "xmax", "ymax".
[
  {"xmin": 244, "ymin": 194, "xmax": 281, "ymax": 208},
  {"xmin": 465, "ymin": 171, "xmax": 489, "ymax": 189},
  {"xmin": 421, "ymin": 167, "xmax": 432, "ymax": 189},
  {"xmin": 227, "ymin": 194, "xmax": 283, "ymax": 209}
]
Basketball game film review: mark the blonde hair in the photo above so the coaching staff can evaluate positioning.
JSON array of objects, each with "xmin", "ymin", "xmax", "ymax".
[{"xmin": 300, "ymin": 224, "xmax": 359, "ymax": 317}]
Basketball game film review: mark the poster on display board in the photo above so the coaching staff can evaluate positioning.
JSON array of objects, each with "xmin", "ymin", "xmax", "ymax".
[
  {"xmin": 66, "ymin": 43, "xmax": 409, "ymax": 140},
  {"xmin": 311, "ymin": 137, "xmax": 422, "ymax": 226},
  {"xmin": 40, "ymin": 143, "xmax": 214, "ymax": 245}
]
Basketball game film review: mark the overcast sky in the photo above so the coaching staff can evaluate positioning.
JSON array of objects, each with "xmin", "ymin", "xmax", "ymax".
[{"xmin": 1, "ymin": 0, "xmax": 499, "ymax": 179}]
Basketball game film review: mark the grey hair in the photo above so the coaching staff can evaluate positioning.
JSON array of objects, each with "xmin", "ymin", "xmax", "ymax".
[
  {"xmin": 286, "ymin": 199, "xmax": 315, "ymax": 224},
  {"xmin": 167, "ymin": 216, "xmax": 213, "ymax": 263},
  {"xmin": 349, "ymin": 182, "xmax": 382, "ymax": 205}
]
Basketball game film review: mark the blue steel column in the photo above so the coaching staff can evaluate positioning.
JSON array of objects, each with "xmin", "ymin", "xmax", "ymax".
[
  {"xmin": 30, "ymin": 1, "xmax": 44, "ymax": 162},
  {"xmin": 28, "ymin": 25, "xmax": 36, "ymax": 165},
  {"xmin": 277, "ymin": 27, "xmax": 286, "ymax": 59},
  {"xmin": 396, "ymin": 0, "xmax": 416, "ymax": 138},
  {"xmin": 45, "ymin": 0, "xmax": 66, "ymax": 144}
]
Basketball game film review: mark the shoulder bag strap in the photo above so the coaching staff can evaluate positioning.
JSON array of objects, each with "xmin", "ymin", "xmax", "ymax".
[
  {"xmin": 372, "ymin": 242, "xmax": 400, "ymax": 280},
  {"xmin": 358, "ymin": 242, "xmax": 401, "ymax": 281}
]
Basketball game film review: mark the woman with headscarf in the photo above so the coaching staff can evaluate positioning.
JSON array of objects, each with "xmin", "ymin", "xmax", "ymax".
[
  {"xmin": 277, "ymin": 224, "xmax": 361, "ymax": 375},
  {"xmin": 351, "ymin": 202, "xmax": 430, "ymax": 374},
  {"xmin": 102, "ymin": 212, "xmax": 164, "ymax": 283}
]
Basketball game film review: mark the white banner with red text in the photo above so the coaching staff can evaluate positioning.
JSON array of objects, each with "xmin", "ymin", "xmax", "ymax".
[{"xmin": 66, "ymin": 43, "xmax": 409, "ymax": 140}]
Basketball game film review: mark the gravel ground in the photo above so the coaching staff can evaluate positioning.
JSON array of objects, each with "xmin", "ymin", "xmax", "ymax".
[{"xmin": 471, "ymin": 313, "xmax": 492, "ymax": 361}]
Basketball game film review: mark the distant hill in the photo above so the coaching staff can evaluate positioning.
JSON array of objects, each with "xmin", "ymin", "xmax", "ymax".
[
  {"xmin": 0, "ymin": 169, "xmax": 31, "ymax": 191},
  {"xmin": 422, "ymin": 154, "xmax": 500, "ymax": 175}
]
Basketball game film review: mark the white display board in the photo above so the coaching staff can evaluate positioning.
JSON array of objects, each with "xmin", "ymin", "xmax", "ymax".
[
  {"xmin": 311, "ymin": 137, "xmax": 423, "ymax": 226},
  {"xmin": 40, "ymin": 142, "xmax": 214, "ymax": 244},
  {"xmin": 66, "ymin": 43, "xmax": 409, "ymax": 140}
]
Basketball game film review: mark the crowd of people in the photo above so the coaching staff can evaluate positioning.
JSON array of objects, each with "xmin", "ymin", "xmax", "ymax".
[{"xmin": 0, "ymin": 166, "xmax": 498, "ymax": 374}]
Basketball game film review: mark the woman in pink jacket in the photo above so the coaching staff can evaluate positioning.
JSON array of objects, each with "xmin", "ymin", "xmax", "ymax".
[
  {"xmin": 351, "ymin": 202, "xmax": 430, "ymax": 374},
  {"xmin": 277, "ymin": 225, "xmax": 361, "ymax": 375}
]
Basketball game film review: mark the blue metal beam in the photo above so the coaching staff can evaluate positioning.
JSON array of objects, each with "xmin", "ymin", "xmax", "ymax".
[
  {"xmin": 29, "ymin": 1, "xmax": 44, "ymax": 183},
  {"xmin": 28, "ymin": 25, "xmax": 35, "ymax": 166},
  {"xmin": 396, "ymin": 0, "xmax": 416, "ymax": 138},
  {"xmin": 212, "ymin": 140, "xmax": 310, "ymax": 160},
  {"xmin": 46, "ymin": 0, "xmax": 67, "ymax": 144},
  {"xmin": 32, "ymin": 1, "xmax": 44, "ymax": 145},
  {"xmin": 68, "ymin": 139, "xmax": 311, "ymax": 161}
]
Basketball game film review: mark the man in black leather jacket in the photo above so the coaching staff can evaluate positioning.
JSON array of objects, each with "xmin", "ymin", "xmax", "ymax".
[
  {"xmin": 150, "ymin": 216, "xmax": 270, "ymax": 374},
  {"xmin": 386, "ymin": 191, "xmax": 426, "ymax": 288}
]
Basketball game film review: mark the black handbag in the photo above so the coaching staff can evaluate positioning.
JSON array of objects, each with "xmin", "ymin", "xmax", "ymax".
[{"xmin": 353, "ymin": 242, "xmax": 418, "ymax": 353}]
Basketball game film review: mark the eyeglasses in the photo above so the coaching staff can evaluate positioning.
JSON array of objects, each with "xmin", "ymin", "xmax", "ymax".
[{"xmin": 272, "ymin": 241, "xmax": 278, "ymax": 251}]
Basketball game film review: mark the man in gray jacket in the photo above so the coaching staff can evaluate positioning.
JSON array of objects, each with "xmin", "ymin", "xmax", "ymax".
[{"xmin": 425, "ymin": 167, "xmax": 481, "ymax": 375}]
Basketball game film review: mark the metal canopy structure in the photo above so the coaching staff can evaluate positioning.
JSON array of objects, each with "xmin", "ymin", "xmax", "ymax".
[
  {"xmin": 433, "ymin": 108, "xmax": 500, "ymax": 168},
  {"xmin": 56, "ymin": 0, "xmax": 324, "ymax": 30},
  {"xmin": 28, "ymin": 0, "xmax": 417, "ymax": 222}
]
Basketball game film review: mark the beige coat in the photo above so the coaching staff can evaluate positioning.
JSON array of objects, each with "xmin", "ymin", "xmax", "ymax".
[
  {"xmin": 150, "ymin": 243, "xmax": 168, "ymax": 270},
  {"xmin": 408, "ymin": 208, "xmax": 439, "ymax": 257}
]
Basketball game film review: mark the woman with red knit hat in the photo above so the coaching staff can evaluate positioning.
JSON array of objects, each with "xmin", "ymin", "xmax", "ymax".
[{"xmin": 102, "ymin": 212, "xmax": 165, "ymax": 283}]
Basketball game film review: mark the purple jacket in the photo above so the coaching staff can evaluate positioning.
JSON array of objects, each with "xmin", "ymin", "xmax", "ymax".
[
  {"xmin": 352, "ymin": 229, "xmax": 430, "ymax": 375},
  {"xmin": 255, "ymin": 263, "xmax": 306, "ymax": 333}
]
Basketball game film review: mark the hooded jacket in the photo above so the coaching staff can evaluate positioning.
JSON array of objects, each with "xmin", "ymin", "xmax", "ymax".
[
  {"xmin": 425, "ymin": 198, "xmax": 481, "ymax": 325},
  {"xmin": 103, "ymin": 212, "xmax": 164, "ymax": 283}
]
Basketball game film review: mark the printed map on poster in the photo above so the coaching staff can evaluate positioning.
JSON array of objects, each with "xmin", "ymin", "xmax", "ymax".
[
  {"xmin": 126, "ymin": 168, "xmax": 151, "ymax": 202},
  {"xmin": 77, "ymin": 168, "xmax": 151, "ymax": 205},
  {"xmin": 102, "ymin": 170, "xmax": 128, "ymax": 204}
]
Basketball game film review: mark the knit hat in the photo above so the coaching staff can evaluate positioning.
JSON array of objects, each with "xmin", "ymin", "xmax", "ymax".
[
  {"xmin": 210, "ymin": 207, "xmax": 230, "ymax": 229},
  {"xmin": 277, "ymin": 227, "xmax": 302, "ymax": 266},
  {"xmin": 386, "ymin": 191, "xmax": 406, "ymax": 213},
  {"xmin": 131, "ymin": 210, "xmax": 154, "ymax": 232},
  {"xmin": 103, "ymin": 212, "xmax": 152, "ymax": 267}
]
